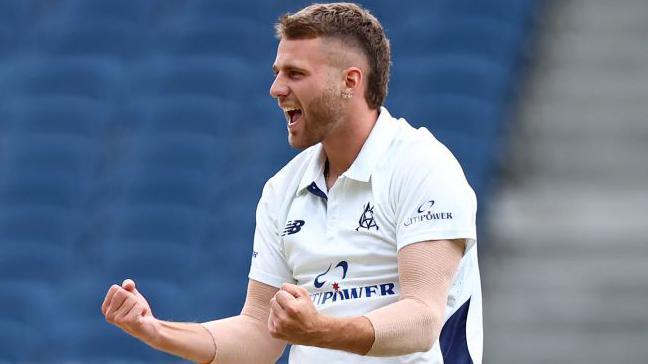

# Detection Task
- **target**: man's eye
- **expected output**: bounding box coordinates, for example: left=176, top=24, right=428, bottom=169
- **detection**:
left=289, top=71, right=302, bottom=78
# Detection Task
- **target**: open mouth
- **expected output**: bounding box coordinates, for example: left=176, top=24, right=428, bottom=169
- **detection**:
left=284, top=107, right=303, bottom=127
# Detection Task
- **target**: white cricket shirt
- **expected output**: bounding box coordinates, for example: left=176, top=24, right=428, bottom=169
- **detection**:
left=249, top=107, right=483, bottom=363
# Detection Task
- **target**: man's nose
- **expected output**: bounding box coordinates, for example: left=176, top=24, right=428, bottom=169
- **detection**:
left=269, top=77, right=289, bottom=98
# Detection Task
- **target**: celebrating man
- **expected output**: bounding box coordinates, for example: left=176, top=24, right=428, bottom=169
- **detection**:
left=102, top=3, right=483, bottom=363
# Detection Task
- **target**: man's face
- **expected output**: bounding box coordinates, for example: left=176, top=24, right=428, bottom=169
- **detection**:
left=270, top=37, right=345, bottom=149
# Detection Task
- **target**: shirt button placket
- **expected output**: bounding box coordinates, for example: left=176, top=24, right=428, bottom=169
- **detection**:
left=326, top=192, right=336, bottom=240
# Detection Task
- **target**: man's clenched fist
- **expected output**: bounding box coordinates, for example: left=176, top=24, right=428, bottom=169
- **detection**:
left=101, top=279, right=159, bottom=344
left=268, top=283, right=326, bottom=346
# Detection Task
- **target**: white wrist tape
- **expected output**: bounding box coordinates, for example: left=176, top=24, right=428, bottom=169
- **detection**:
left=201, top=280, right=285, bottom=364
left=364, top=240, right=463, bottom=356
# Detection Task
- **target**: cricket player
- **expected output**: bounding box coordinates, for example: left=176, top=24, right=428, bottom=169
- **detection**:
left=102, top=3, right=483, bottom=363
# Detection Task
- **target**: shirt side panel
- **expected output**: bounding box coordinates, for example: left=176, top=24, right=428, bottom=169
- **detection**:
left=248, top=149, right=314, bottom=288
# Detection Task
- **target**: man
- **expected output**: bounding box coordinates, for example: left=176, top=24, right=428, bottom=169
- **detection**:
left=102, top=3, right=482, bottom=363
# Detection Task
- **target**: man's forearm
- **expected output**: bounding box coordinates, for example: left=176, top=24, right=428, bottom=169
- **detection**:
left=145, top=316, right=284, bottom=364
left=202, top=314, right=286, bottom=364
left=303, top=299, right=440, bottom=357
left=147, top=320, right=216, bottom=363
left=312, top=315, right=375, bottom=355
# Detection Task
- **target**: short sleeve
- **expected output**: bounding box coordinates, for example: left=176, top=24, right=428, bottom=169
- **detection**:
left=393, top=141, right=477, bottom=252
left=248, top=180, right=294, bottom=288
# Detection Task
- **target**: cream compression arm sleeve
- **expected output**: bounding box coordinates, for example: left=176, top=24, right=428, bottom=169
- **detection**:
left=364, top=239, right=464, bottom=356
left=201, top=280, right=286, bottom=364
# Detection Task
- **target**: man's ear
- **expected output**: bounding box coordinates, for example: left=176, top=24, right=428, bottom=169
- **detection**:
left=344, top=67, right=363, bottom=92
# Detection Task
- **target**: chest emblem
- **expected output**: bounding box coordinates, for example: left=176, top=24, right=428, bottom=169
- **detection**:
left=282, top=220, right=305, bottom=236
left=314, top=260, right=349, bottom=289
left=356, top=202, right=379, bottom=231
left=310, top=260, right=398, bottom=306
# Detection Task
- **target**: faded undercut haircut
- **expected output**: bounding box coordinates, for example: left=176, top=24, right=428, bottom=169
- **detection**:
left=275, top=2, right=391, bottom=110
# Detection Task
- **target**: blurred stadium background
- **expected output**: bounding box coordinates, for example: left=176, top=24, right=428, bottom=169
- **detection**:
left=1, top=0, right=646, bottom=363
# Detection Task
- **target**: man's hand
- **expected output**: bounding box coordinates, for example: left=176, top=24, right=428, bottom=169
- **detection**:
left=268, top=283, right=325, bottom=346
left=102, top=279, right=160, bottom=345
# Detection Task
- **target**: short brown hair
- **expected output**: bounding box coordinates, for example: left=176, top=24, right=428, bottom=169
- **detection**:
left=275, top=2, right=391, bottom=109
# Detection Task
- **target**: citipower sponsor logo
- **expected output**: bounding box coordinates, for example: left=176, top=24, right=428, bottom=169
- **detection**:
left=310, top=261, right=397, bottom=306
left=403, top=200, right=453, bottom=227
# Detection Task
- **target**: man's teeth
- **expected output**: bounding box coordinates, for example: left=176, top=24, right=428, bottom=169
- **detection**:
left=282, top=107, right=301, bottom=113
left=283, top=107, right=302, bottom=125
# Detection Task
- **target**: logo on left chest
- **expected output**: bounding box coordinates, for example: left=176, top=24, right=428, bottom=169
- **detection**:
left=356, top=202, right=379, bottom=231
left=282, top=220, right=305, bottom=236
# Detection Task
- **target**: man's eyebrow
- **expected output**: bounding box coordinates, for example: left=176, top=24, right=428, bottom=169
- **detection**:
left=272, top=64, right=308, bottom=75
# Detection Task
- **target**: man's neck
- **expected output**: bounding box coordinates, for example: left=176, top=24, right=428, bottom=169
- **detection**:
left=322, top=106, right=379, bottom=189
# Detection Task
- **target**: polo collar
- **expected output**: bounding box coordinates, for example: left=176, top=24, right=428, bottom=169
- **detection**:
left=297, top=143, right=327, bottom=196
left=343, top=106, right=397, bottom=182
left=296, top=106, right=398, bottom=195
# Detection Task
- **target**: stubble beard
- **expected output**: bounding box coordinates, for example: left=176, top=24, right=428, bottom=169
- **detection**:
left=289, top=83, right=345, bottom=150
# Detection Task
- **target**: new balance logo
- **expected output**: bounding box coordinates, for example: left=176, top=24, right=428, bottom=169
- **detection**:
left=282, top=220, right=305, bottom=236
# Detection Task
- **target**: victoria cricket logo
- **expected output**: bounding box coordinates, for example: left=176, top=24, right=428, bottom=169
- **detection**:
left=282, top=220, right=305, bottom=236
left=356, top=202, right=378, bottom=231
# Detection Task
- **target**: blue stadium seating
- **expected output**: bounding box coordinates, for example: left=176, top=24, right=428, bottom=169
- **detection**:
left=0, top=282, right=53, bottom=361
left=31, top=19, right=145, bottom=59
left=136, top=96, right=243, bottom=137
left=0, top=0, right=26, bottom=25
left=0, top=320, right=45, bottom=362
left=390, top=56, right=511, bottom=107
left=433, top=130, right=499, bottom=205
left=0, top=172, right=82, bottom=208
left=4, top=59, right=123, bottom=100
left=5, top=97, right=109, bottom=137
left=191, top=275, right=248, bottom=321
left=0, top=1, right=539, bottom=362
left=389, top=94, right=502, bottom=139
left=393, top=16, right=525, bottom=64
left=0, top=282, right=53, bottom=325
left=0, top=241, right=73, bottom=284
left=128, top=58, right=249, bottom=99
left=89, top=241, right=200, bottom=296
left=122, top=170, right=212, bottom=208
left=49, top=318, right=172, bottom=362
left=154, top=18, right=275, bottom=59
left=3, top=136, right=97, bottom=177
left=440, top=0, right=538, bottom=25
left=0, top=206, right=78, bottom=245
left=63, top=0, right=152, bottom=24
left=92, top=205, right=209, bottom=247
left=0, top=23, right=17, bottom=57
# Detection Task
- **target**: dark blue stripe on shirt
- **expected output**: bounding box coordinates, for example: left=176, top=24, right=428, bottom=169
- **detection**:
left=440, top=297, right=473, bottom=364
left=306, top=182, right=327, bottom=200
